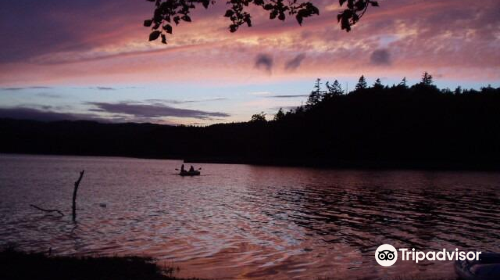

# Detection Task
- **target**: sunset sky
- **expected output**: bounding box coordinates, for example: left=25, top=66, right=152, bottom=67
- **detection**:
left=0, top=0, right=499, bottom=125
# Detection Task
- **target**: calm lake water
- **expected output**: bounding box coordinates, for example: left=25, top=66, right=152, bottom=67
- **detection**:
left=1, top=154, right=499, bottom=280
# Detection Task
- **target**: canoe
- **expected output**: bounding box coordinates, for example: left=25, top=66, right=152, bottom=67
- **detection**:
left=455, top=253, right=500, bottom=280
left=179, top=170, right=200, bottom=176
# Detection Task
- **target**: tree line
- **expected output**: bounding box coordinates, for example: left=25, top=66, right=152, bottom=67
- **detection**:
left=266, top=72, right=495, bottom=122
left=1, top=73, right=500, bottom=169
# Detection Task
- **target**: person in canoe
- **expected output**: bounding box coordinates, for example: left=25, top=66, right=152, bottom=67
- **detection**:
left=179, top=164, right=201, bottom=176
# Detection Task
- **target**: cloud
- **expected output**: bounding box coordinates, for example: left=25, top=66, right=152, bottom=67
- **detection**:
left=0, top=0, right=153, bottom=64
left=95, top=87, right=116, bottom=91
left=0, top=107, right=105, bottom=122
left=37, top=92, right=61, bottom=98
left=270, top=94, right=309, bottom=98
left=255, top=54, right=273, bottom=73
left=284, top=53, right=306, bottom=71
left=370, top=49, right=391, bottom=66
left=249, top=91, right=272, bottom=96
left=1, top=0, right=499, bottom=95
left=87, top=86, right=143, bottom=91
left=1, top=86, right=51, bottom=91
left=0, top=102, right=228, bottom=123
left=88, top=102, right=229, bottom=120
left=145, top=97, right=227, bottom=104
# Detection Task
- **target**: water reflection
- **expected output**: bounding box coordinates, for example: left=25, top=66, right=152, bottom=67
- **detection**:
left=0, top=155, right=499, bottom=280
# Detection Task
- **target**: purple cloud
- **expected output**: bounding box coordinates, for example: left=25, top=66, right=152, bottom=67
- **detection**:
left=88, top=102, right=229, bottom=120
left=370, top=49, right=391, bottom=66
left=0, top=107, right=105, bottom=122
left=255, top=54, right=273, bottom=73
left=285, top=53, right=306, bottom=71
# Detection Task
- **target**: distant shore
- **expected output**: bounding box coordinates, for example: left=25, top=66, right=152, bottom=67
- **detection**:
left=2, top=152, right=499, bottom=171
left=3, top=82, right=500, bottom=173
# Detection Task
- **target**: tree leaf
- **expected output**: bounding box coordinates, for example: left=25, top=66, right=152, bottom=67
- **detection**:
left=310, top=6, right=320, bottom=15
left=224, top=10, right=234, bottom=17
left=296, top=15, right=303, bottom=25
left=229, top=24, right=238, bottom=32
left=245, top=16, right=252, bottom=27
left=352, top=13, right=359, bottom=23
left=341, top=16, right=351, bottom=32
left=270, top=10, right=278, bottom=19
left=355, top=0, right=366, bottom=11
left=264, top=4, right=274, bottom=10
left=347, top=0, right=354, bottom=9
left=337, top=13, right=343, bottom=22
left=149, top=30, right=161, bottom=41
left=144, top=20, right=153, bottom=27
left=163, top=24, right=173, bottom=34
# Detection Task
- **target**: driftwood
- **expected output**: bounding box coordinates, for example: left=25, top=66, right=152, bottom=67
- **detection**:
left=72, top=170, right=85, bottom=222
left=30, top=170, right=85, bottom=222
left=30, top=204, right=64, bottom=216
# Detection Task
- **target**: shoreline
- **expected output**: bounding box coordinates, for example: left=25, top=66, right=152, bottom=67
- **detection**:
left=0, top=247, right=456, bottom=280
left=0, top=247, right=199, bottom=280
left=1, top=152, right=499, bottom=172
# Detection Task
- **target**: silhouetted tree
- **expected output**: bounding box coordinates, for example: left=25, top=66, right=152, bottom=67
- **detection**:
left=355, top=75, right=367, bottom=90
left=441, top=87, right=453, bottom=95
left=144, top=0, right=380, bottom=43
left=398, top=77, right=408, bottom=89
left=274, top=108, right=285, bottom=121
left=421, top=72, right=433, bottom=86
left=412, top=71, right=439, bottom=94
left=481, top=84, right=496, bottom=94
left=307, top=78, right=323, bottom=107
left=325, top=80, right=343, bottom=98
left=294, top=106, right=305, bottom=115
left=454, top=86, right=462, bottom=95
left=250, top=112, right=267, bottom=122
left=373, top=78, right=383, bottom=90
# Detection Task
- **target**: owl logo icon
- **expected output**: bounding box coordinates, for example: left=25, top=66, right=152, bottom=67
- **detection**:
left=375, top=244, right=398, bottom=266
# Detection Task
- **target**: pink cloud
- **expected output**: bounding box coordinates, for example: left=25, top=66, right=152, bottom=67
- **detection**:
left=0, top=0, right=499, bottom=87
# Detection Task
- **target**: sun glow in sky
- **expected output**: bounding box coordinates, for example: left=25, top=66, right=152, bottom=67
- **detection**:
left=0, top=0, right=499, bottom=125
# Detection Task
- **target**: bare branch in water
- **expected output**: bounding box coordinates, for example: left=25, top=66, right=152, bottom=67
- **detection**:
left=72, top=170, right=85, bottom=222
left=29, top=204, right=64, bottom=216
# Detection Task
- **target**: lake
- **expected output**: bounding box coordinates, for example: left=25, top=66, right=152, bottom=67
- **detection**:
left=0, top=154, right=499, bottom=280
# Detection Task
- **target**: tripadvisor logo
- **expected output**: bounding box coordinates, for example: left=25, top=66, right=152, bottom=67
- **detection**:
left=375, top=244, right=482, bottom=267
left=375, top=244, right=398, bottom=267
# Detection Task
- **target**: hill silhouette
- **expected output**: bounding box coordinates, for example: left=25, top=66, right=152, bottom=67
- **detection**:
left=1, top=74, right=500, bottom=170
